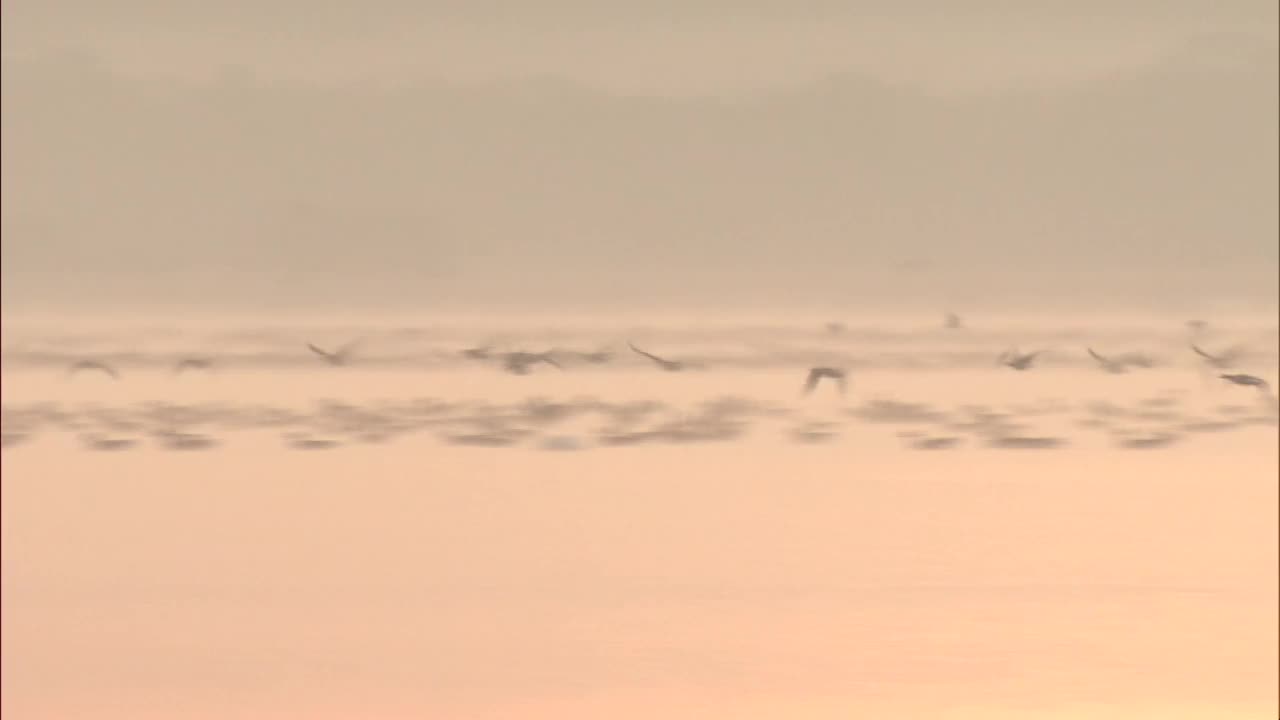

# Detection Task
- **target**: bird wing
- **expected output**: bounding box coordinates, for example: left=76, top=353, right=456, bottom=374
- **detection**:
left=69, top=361, right=118, bottom=378
left=1190, top=344, right=1219, bottom=361
left=802, top=369, right=821, bottom=395
left=1087, top=348, right=1107, bottom=364
left=306, top=343, right=332, bottom=359
left=629, top=343, right=665, bottom=364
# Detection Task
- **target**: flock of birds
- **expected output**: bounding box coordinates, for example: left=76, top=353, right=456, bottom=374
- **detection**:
left=56, top=335, right=1272, bottom=397
left=4, top=315, right=1275, bottom=455
left=994, top=344, right=1269, bottom=393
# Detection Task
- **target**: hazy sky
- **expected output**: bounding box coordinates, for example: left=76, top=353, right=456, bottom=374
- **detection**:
left=2, top=1, right=1277, bottom=310
left=4, top=1, right=1276, bottom=94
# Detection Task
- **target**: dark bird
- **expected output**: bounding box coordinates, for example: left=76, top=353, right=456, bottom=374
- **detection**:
left=173, top=357, right=214, bottom=374
left=998, top=349, right=1041, bottom=371
left=307, top=340, right=360, bottom=366
left=501, top=351, right=561, bottom=375
left=944, top=312, right=964, bottom=330
left=629, top=343, right=687, bottom=372
left=1087, top=348, right=1128, bottom=374
left=802, top=367, right=848, bottom=396
left=1219, top=374, right=1270, bottom=392
left=67, top=359, right=119, bottom=380
left=1191, top=344, right=1243, bottom=369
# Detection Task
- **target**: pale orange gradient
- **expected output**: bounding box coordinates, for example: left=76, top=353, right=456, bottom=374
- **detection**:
left=3, top=359, right=1276, bottom=719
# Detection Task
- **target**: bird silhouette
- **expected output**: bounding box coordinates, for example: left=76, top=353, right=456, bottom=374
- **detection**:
left=501, top=351, right=561, bottom=375
left=173, top=357, right=214, bottom=374
left=67, top=359, right=119, bottom=380
left=802, top=367, right=848, bottom=396
left=307, top=340, right=360, bottom=366
left=1087, top=348, right=1128, bottom=374
left=629, top=343, right=687, bottom=372
left=998, top=349, right=1042, bottom=371
left=1219, top=374, right=1270, bottom=392
left=1191, top=344, right=1243, bottom=369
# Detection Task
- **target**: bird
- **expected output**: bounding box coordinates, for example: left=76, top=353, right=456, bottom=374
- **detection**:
left=1219, top=374, right=1270, bottom=392
left=998, top=349, right=1041, bottom=371
left=307, top=340, right=360, bottom=366
left=173, top=357, right=214, bottom=374
left=461, top=345, right=493, bottom=360
left=501, top=351, right=561, bottom=375
left=1087, top=348, right=1128, bottom=374
left=944, top=312, right=964, bottom=330
left=575, top=348, right=614, bottom=364
left=67, top=359, right=119, bottom=380
left=629, top=343, right=687, bottom=371
left=1191, top=344, right=1243, bottom=369
left=802, top=367, right=848, bottom=396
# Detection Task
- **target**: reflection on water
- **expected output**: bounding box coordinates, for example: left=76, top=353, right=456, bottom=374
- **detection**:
left=2, top=318, right=1277, bottom=720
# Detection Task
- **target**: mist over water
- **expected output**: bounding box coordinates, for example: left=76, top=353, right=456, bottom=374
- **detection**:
left=3, top=0, right=1279, bottom=717
left=3, top=312, right=1278, bottom=719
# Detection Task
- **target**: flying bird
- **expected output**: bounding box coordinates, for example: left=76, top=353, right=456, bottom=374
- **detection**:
left=67, top=359, right=119, bottom=380
left=629, top=343, right=687, bottom=372
left=1087, top=348, right=1128, bottom=374
left=998, top=349, right=1042, bottom=371
left=1219, top=374, right=1270, bottom=392
left=307, top=340, right=360, bottom=366
left=173, top=357, right=214, bottom=374
left=576, top=348, right=614, bottom=364
left=1191, top=344, right=1243, bottom=369
left=944, top=313, right=964, bottom=330
left=802, top=367, right=848, bottom=396
left=501, top=351, right=561, bottom=375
